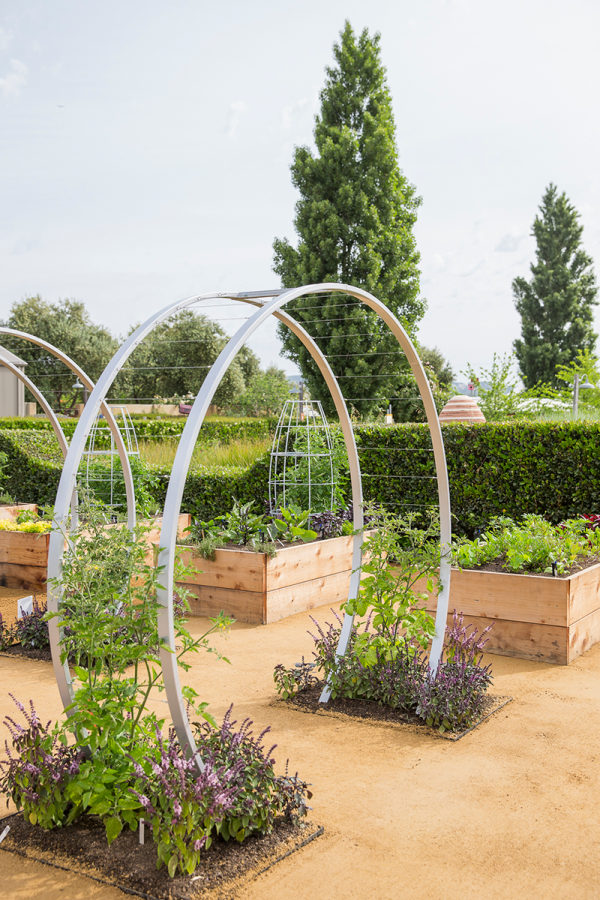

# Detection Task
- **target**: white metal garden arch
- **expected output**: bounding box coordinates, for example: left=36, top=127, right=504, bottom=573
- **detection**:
left=47, top=285, right=451, bottom=769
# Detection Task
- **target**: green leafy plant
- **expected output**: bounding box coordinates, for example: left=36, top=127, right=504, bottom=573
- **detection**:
left=343, top=506, right=439, bottom=665
left=269, top=506, right=317, bottom=544
left=273, top=658, right=319, bottom=699
left=451, top=514, right=600, bottom=574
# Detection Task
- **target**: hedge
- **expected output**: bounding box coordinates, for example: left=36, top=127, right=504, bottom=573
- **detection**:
left=354, top=421, right=600, bottom=534
left=0, top=430, right=63, bottom=506
left=5, top=422, right=600, bottom=533
left=0, top=427, right=270, bottom=518
left=0, top=416, right=276, bottom=444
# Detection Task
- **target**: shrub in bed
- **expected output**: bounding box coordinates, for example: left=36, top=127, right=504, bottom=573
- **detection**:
left=274, top=509, right=494, bottom=733
left=0, top=501, right=309, bottom=877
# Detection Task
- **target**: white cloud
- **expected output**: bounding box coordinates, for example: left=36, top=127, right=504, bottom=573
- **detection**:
left=11, top=236, right=40, bottom=256
left=0, top=59, right=27, bottom=98
left=0, top=28, right=12, bottom=53
left=282, top=97, right=309, bottom=129
left=224, top=100, right=246, bottom=138
left=495, top=229, right=526, bottom=252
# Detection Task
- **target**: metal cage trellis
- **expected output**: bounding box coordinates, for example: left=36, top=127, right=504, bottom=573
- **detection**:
left=82, top=406, right=140, bottom=512
left=269, top=398, right=336, bottom=514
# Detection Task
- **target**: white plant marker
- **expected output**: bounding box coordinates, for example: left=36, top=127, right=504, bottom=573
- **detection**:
left=0, top=824, right=10, bottom=845
left=139, top=818, right=144, bottom=845
left=17, top=595, right=33, bottom=618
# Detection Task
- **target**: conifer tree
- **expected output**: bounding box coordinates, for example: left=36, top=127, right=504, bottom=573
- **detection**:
left=513, top=184, right=598, bottom=388
left=272, top=21, right=425, bottom=418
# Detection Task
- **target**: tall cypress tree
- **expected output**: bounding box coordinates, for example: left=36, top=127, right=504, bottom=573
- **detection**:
left=513, top=184, right=598, bottom=388
left=272, top=21, right=425, bottom=418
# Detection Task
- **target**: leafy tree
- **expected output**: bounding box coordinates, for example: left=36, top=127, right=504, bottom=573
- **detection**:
left=118, top=310, right=260, bottom=409
left=418, top=346, right=454, bottom=388
left=462, top=353, right=521, bottom=421
left=2, top=296, right=117, bottom=412
left=272, top=21, right=425, bottom=419
left=513, top=184, right=598, bottom=388
left=555, top=348, right=600, bottom=409
left=229, top=365, right=292, bottom=417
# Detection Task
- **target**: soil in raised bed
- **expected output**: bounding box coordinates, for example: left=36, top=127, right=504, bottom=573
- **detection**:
left=456, top=555, right=600, bottom=578
left=0, top=811, right=323, bottom=900
left=277, top=681, right=511, bottom=742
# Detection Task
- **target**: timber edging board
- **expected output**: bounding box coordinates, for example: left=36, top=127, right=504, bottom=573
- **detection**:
left=177, top=534, right=358, bottom=625
left=423, top=564, right=600, bottom=665
left=0, top=514, right=191, bottom=593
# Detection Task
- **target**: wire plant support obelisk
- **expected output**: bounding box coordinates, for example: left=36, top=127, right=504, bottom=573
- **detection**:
left=269, top=397, right=336, bottom=515
left=83, top=406, right=140, bottom=513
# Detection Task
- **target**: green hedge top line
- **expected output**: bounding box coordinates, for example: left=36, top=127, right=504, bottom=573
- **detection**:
left=0, top=416, right=277, bottom=446
left=3, top=421, right=600, bottom=533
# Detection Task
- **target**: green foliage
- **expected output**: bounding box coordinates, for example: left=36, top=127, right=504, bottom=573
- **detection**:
left=185, top=501, right=316, bottom=559
left=462, top=353, right=521, bottom=421
left=2, top=296, right=118, bottom=412
left=228, top=366, right=292, bottom=417
left=118, top=310, right=260, bottom=408
left=268, top=506, right=317, bottom=544
left=0, top=415, right=277, bottom=447
left=513, top=184, right=598, bottom=388
left=451, top=514, right=600, bottom=574
left=343, top=507, right=438, bottom=664
left=273, top=659, right=319, bottom=700
left=272, top=426, right=348, bottom=512
left=272, top=21, right=424, bottom=419
left=353, top=421, right=600, bottom=536
left=554, top=349, right=600, bottom=409
left=419, top=346, right=454, bottom=388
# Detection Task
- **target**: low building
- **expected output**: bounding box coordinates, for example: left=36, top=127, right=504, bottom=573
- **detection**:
left=0, top=345, right=28, bottom=417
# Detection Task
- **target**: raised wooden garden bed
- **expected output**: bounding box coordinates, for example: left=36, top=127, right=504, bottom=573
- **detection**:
left=177, top=534, right=359, bottom=625
left=0, top=530, right=49, bottom=591
left=0, top=514, right=191, bottom=593
left=424, top=565, right=600, bottom=665
left=0, top=503, right=37, bottom=521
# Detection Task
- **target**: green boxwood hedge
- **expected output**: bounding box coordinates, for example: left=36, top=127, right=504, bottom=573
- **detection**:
left=0, top=430, right=63, bottom=506
left=354, top=421, right=600, bottom=533
left=4, top=422, right=600, bottom=533
left=0, top=416, right=276, bottom=447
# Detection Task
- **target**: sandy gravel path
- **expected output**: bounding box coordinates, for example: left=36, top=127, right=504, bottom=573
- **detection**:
left=1, top=600, right=599, bottom=899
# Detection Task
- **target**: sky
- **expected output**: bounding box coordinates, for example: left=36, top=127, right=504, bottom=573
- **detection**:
left=1, top=0, right=599, bottom=385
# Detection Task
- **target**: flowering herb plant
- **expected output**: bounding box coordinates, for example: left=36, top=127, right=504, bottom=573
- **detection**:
left=1, top=499, right=309, bottom=876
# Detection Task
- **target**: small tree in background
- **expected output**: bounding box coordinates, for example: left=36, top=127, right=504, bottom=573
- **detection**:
left=272, top=21, right=425, bottom=420
left=2, top=296, right=117, bottom=412
left=229, top=365, right=292, bottom=417
left=118, top=310, right=260, bottom=408
left=513, top=184, right=598, bottom=388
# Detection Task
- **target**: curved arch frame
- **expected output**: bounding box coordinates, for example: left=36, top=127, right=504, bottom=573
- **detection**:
left=47, top=284, right=451, bottom=753
left=0, top=328, right=138, bottom=712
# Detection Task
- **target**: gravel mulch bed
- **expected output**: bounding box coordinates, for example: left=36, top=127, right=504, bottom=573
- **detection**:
left=0, top=811, right=323, bottom=899
left=275, top=682, right=511, bottom=742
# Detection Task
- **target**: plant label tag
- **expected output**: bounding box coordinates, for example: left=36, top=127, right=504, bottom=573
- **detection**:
left=139, top=818, right=144, bottom=845
left=0, top=824, right=10, bottom=845
left=17, top=595, right=33, bottom=618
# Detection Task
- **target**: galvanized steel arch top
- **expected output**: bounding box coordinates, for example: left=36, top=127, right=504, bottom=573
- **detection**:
left=47, top=285, right=451, bottom=767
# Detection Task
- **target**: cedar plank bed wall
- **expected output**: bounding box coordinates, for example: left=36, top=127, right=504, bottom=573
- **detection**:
left=0, top=531, right=49, bottom=590
left=424, top=564, right=600, bottom=665
left=0, top=514, right=191, bottom=593
left=178, top=534, right=357, bottom=625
